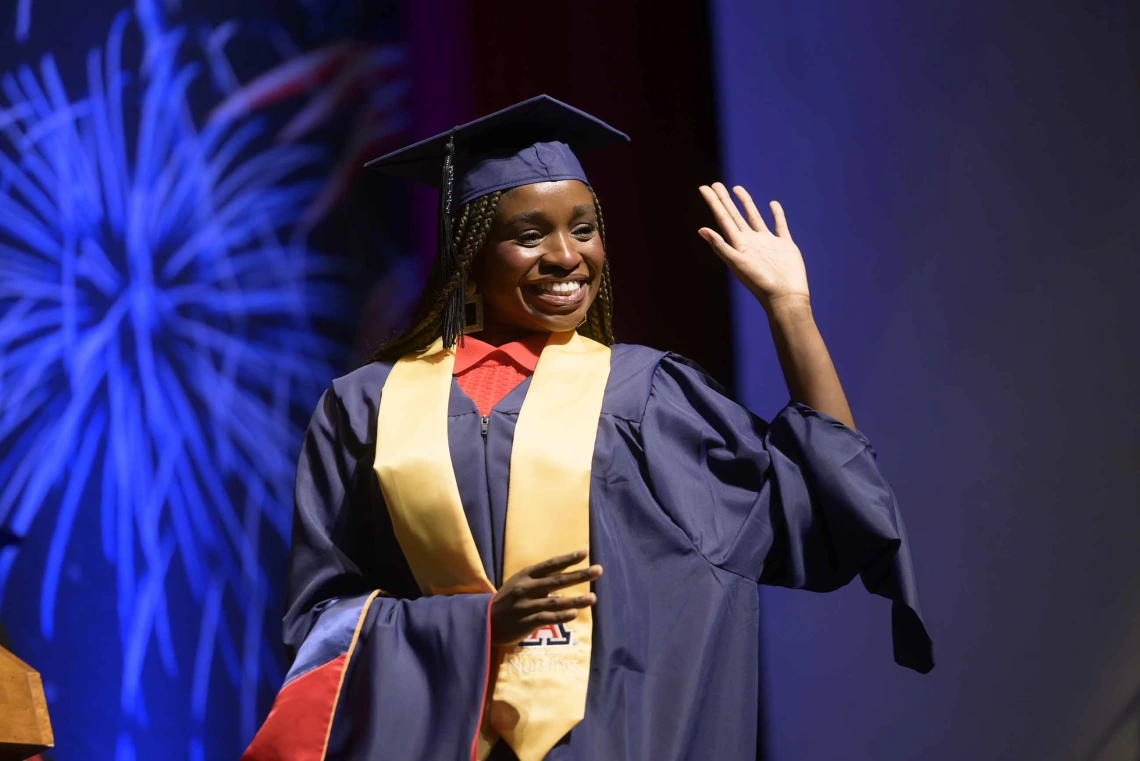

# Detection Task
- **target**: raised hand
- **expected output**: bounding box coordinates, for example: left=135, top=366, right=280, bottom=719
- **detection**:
left=490, top=550, right=602, bottom=646
left=698, top=183, right=809, bottom=313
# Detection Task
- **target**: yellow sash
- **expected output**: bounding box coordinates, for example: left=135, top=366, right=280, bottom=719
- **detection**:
left=373, top=330, right=611, bottom=761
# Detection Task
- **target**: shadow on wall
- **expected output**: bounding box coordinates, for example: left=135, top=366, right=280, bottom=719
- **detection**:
left=711, top=1, right=1140, bottom=760
left=1083, top=682, right=1140, bottom=761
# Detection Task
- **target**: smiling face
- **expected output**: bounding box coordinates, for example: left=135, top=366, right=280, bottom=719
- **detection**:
left=469, top=180, right=604, bottom=340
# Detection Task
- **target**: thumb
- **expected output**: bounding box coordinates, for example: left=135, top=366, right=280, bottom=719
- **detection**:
left=698, top=228, right=739, bottom=264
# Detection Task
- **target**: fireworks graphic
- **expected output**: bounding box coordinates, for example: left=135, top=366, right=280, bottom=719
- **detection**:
left=0, top=8, right=352, bottom=758
left=14, top=0, right=31, bottom=42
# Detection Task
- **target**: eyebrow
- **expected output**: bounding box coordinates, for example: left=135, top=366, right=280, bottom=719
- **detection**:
left=505, top=210, right=545, bottom=226
left=504, top=204, right=596, bottom=227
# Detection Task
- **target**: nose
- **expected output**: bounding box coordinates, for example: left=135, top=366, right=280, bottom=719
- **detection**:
left=540, top=230, right=580, bottom=272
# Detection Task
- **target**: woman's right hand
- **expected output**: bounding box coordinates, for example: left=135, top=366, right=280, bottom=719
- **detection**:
left=490, top=549, right=602, bottom=646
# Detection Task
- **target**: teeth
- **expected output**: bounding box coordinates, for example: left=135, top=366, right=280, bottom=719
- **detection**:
left=538, top=281, right=582, bottom=295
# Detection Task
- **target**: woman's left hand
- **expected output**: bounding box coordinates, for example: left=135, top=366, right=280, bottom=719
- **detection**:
left=698, top=183, right=809, bottom=314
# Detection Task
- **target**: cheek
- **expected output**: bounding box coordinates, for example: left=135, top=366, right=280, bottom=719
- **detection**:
left=477, top=245, right=530, bottom=293
left=584, top=241, right=606, bottom=277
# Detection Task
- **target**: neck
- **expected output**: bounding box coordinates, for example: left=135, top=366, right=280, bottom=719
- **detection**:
left=473, top=321, right=548, bottom=347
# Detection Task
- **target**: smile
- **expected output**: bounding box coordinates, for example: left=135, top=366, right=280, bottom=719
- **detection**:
left=523, top=279, right=589, bottom=310
left=537, top=280, right=583, bottom=296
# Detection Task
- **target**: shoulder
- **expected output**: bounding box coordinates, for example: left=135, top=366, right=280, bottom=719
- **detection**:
left=312, top=361, right=395, bottom=444
left=606, top=343, right=666, bottom=386
left=329, top=359, right=394, bottom=405
left=603, top=344, right=728, bottom=422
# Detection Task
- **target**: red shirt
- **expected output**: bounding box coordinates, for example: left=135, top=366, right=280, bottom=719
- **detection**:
left=453, top=333, right=546, bottom=417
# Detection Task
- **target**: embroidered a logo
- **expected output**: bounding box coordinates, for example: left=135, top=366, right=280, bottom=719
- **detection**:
left=519, top=623, right=574, bottom=647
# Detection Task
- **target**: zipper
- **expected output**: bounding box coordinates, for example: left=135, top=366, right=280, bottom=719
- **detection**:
left=480, top=412, right=496, bottom=585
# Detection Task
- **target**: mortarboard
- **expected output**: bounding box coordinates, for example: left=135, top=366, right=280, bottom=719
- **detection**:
left=364, top=94, right=629, bottom=204
left=364, top=95, right=629, bottom=346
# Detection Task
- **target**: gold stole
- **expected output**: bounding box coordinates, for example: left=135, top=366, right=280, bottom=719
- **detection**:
left=373, top=330, right=610, bottom=761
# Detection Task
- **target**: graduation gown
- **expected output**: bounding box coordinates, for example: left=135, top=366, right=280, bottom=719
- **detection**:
left=242, top=344, right=932, bottom=761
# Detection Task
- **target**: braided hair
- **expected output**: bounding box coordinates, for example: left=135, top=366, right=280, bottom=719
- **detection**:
left=370, top=186, right=615, bottom=363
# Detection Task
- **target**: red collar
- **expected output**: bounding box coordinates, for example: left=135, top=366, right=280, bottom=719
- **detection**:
left=453, top=333, right=547, bottom=375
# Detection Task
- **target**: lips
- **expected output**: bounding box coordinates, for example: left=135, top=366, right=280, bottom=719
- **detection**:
left=523, top=279, right=588, bottom=310
left=534, top=280, right=584, bottom=297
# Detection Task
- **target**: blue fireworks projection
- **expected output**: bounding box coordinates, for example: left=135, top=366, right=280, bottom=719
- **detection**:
left=0, top=8, right=349, bottom=759
left=14, top=0, right=33, bottom=42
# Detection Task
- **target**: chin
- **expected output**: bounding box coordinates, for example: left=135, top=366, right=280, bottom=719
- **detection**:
left=532, top=311, right=587, bottom=333
left=514, top=298, right=591, bottom=333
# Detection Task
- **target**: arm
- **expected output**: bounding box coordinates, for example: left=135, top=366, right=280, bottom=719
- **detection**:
left=283, top=385, right=404, bottom=655
left=640, top=355, right=932, bottom=673
left=767, top=295, right=854, bottom=430
left=248, top=384, right=495, bottom=761
left=698, top=183, right=855, bottom=430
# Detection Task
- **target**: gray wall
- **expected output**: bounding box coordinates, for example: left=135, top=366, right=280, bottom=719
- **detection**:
left=709, top=2, right=1140, bottom=759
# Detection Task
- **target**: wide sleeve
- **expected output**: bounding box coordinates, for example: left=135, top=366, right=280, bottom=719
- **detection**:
left=639, top=354, right=933, bottom=674
left=243, top=384, right=494, bottom=761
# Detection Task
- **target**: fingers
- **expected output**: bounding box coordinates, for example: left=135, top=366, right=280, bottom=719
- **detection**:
left=520, top=593, right=596, bottom=627
left=527, top=549, right=589, bottom=578
left=698, top=228, right=739, bottom=264
left=493, top=553, right=603, bottom=645
left=699, top=183, right=788, bottom=240
left=733, top=186, right=770, bottom=233
left=517, top=592, right=597, bottom=614
left=699, top=184, right=743, bottom=235
left=525, top=565, right=602, bottom=596
left=711, top=182, right=750, bottom=231
left=770, top=200, right=792, bottom=239
left=523, top=608, right=582, bottom=627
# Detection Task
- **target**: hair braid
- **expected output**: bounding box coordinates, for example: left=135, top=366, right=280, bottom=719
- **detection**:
left=452, top=204, right=472, bottom=250
left=578, top=187, right=615, bottom=345
left=370, top=191, right=503, bottom=362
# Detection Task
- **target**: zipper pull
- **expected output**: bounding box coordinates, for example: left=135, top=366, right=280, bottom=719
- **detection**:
left=481, top=415, right=489, bottom=436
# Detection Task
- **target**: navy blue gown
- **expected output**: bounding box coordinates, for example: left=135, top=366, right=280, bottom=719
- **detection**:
left=275, top=344, right=931, bottom=761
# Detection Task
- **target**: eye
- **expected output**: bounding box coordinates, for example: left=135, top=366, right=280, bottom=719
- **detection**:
left=515, top=230, right=543, bottom=245
left=573, top=224, right=595, bottom=238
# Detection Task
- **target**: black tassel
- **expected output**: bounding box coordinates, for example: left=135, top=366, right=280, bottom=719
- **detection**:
left=438, top=128, right=464, bottom=349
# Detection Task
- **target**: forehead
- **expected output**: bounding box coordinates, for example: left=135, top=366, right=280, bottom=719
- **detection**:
left=494, top=180, right=595, bottom=218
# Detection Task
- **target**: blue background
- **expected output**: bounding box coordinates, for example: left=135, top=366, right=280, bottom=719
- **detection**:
left=710, top=1, right=1140, bottom=759
left=0, top=1, right=409, bottom=759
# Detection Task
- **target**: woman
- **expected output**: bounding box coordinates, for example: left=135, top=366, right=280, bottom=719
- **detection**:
left=242, top=96, right=932, bottom=761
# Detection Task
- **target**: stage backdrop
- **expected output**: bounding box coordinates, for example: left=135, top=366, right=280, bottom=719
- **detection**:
left=0, top=1, right=412, bottom=759
left=710, top=1, right=1140, bottom=760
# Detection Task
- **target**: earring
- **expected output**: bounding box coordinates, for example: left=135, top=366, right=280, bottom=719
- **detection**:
left=463, top=280, right=484, bottom=334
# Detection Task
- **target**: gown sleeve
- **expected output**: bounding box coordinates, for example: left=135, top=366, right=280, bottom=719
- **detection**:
left=639, top=354, right=933, bottom=674
left=242, top=383, right=494, bottom=761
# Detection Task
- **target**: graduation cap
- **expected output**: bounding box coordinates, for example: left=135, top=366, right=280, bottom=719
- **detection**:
left=365, top=94, right=629, bottom=203
left=365, top=95, right=629, bottom=346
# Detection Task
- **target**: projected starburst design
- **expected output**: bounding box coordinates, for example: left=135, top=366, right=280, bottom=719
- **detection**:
left=14, top=0, right=32, bottom=42
left=0, top=10, right=347, bottom=756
